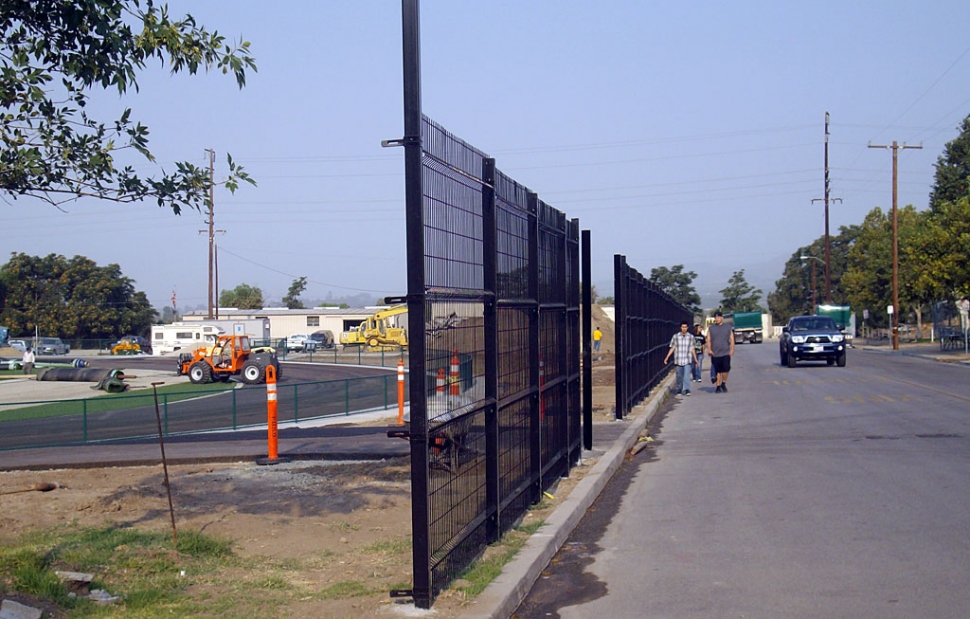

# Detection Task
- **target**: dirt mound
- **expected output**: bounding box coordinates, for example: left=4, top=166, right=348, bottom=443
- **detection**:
left=590, top=304, right=614, bottom=354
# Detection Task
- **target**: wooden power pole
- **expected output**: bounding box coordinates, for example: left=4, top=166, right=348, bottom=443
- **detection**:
left=868, top=140, right=921, bottom=350
left=200, top=149, right=225, bottom=319
left=812, top=112, right=841, bottom=304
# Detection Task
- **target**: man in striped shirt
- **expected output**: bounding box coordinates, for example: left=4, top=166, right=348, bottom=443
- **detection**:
left=664, top=320, right=698, bottom=396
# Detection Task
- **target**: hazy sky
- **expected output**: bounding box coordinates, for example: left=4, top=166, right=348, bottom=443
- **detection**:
left=6, top=1, right=970, bottom=311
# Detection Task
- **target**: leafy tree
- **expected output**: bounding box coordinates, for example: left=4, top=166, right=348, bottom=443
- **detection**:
left=597, top=296, right=615, bottom=305
left=0, top=253, right=155, bottom=338
left=219, top=283, right=263, bottom=310
left=767, top=225, right=859, bottom=324
left=907, top=196, right=970, bottom=302
left=282, top=276, right=307, bottom=309
left=929, top=114, right=970, bottom=211
left=768, top=251, right=816, bottom=322
left=921, top=115, right=970, bottom=302
left=840, top=206, right=924, bottom=328
left=0, top=0, right=256, bottom=213
left=718, top=269, right=763, bottom=313
left=649, top=265, right=701, bottom=314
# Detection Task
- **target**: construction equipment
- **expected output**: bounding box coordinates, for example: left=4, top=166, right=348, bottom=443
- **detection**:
left=339, top=304, right=408, bottom=350
left=176, top=334, right=281, bottom=385
left=111, top=335, right=150, bottom=355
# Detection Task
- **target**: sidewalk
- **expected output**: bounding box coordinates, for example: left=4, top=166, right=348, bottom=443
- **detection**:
left=855, top=339, right=970, bottom=364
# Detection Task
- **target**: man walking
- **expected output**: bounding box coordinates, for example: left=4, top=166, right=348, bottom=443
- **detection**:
left=692, top=323, right=706, bottom=382
left=707, top=311, right=735, bottom=393
left=664, top=321, right=698, bottom=396
left=22, top=346, right=35, bottom=375
left=592, top=326, right=603, bottom=354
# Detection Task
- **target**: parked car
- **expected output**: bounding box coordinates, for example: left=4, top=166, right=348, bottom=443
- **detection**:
left=285, top=334, right=310, bottom=352
left=37, top=337, right=70, bottom=355
left=7, top=339, right=27, bottom=353
left=779, top=315, right=846, bottom=368
left=308, top=330, right=335, bottom=350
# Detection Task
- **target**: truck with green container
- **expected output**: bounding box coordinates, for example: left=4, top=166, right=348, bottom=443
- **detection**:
left=814, top=304, right=852, bottom=332
left=729, top=311, right=764, bottom=344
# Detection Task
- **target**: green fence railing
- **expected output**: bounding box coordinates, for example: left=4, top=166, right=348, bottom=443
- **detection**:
left=0, top=373, right=411, bottom=451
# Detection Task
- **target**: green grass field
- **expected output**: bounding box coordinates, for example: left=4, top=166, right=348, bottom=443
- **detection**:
left=0, top=381, right=237, bottom=422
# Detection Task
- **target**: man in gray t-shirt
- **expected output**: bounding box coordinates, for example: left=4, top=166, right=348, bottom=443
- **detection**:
left=707, top=311, right=735, bottom=393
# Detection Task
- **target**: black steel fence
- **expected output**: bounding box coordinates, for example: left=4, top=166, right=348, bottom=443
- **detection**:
left=614, top=255, right=692, bottom=418
left=396, top=111, right=581, bottom=607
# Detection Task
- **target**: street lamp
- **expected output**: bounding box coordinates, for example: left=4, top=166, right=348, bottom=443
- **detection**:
left=799, top=255, right=824, bottom=312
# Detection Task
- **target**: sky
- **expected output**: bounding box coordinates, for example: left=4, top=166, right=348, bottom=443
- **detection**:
left=6, top=1, right=970, bottom=312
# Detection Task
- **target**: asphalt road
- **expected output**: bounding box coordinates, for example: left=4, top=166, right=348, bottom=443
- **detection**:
left=516, top=342, right=970, bottom=618
left=1, top=356, right=400, bottom=450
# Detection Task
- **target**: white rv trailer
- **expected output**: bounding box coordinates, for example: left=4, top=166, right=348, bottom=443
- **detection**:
left=150, top=323, right=224, bottom=356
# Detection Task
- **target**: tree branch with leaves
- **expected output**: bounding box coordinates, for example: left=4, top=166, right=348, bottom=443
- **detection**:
left=0, top=0, right=256, bottom=213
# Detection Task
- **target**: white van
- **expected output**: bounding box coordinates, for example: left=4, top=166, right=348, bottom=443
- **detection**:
left=150, top=323, right=224, bottom=356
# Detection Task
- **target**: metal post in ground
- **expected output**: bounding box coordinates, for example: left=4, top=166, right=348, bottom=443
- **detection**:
left=151, top=382, right=178, bottom=548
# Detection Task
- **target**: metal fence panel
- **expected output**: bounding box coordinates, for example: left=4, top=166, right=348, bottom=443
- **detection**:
left=614, top=255, right=692, bottom=418
left=401, top=115, right=581, bottom=607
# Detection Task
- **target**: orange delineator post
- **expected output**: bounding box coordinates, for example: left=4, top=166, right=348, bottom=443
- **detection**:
left=450, top=350, right=460, bottom=396
left=436, top=367, right=446, bottom=395
left=266, top=364, right=279, bottom=460
left=397, top=359, right=405, bottom=426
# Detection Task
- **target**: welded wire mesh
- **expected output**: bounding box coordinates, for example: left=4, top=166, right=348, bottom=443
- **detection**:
left=408, top=116, right=581, bottom=603
left=614, top=255, right=692, bottom=418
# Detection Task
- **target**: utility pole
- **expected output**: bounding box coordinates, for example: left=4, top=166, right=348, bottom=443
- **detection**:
left=868, top=140, right=921, bottom=351
left=812, top=112, right=841, bottom=304
left=200, top=149, right=225, bottom=319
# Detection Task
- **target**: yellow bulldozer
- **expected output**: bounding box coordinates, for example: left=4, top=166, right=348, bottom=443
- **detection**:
left=340, top=304, right=408, bottom=350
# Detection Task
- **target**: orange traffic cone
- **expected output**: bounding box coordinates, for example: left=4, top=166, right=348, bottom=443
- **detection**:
left=450, top=350, right=460, bottom=396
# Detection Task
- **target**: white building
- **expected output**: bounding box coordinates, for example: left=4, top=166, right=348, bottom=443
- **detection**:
left=181, top=307, right=383, bottom=343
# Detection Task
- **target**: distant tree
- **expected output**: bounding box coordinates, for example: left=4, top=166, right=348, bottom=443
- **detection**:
left=929, top=115, right=970, bottom=211
left=219, top=284, right=263, bottom=310
left=0, top=0, right=256, bottom=213
left=907, top=197, right=970, bottom=302
left=767, top=225, right=859, bottom=324
left=597, top=296, right=615, bottom=305
left=718, top=269, right=763, bottom=313
left=839, top=206, right=923, bottom=327
left=0, top=253, right=154, bottom=338
left=282, top=277, right=307, bottom=309
left=649, top=265, right=701, bottom=314
left=161, top=305, right=177, bottom=323
left=768, top=251, right=816, bottom=322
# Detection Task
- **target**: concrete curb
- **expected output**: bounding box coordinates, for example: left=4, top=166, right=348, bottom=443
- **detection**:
left=460, top=376, right=673, bottom=619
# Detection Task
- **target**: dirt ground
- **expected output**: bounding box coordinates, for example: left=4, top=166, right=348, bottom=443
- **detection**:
left=0, top=308, right=619, bottom=617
